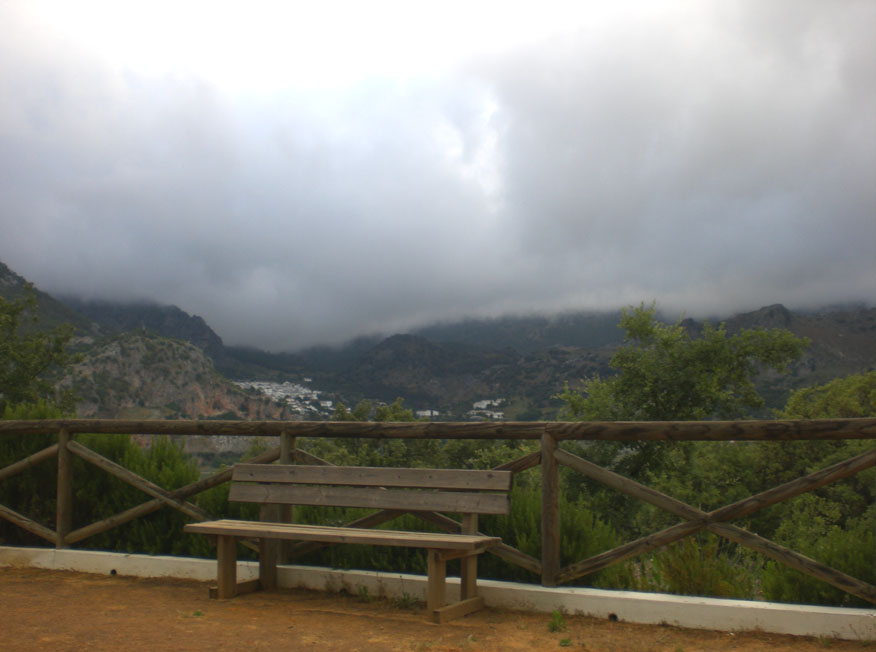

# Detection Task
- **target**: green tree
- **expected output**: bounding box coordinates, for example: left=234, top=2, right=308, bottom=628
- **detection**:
left=558, top=303, right=808, bottom=482
left=374, top=397, right=417, bottom=422
left=317, top=397, right=433, bottom=467
left=332, top=399, right=374, bottom=421
left=778, top=370, right=876, bottom=419
left=0, top=286, right=76, bottom=412
left=560, top=303, right=809, bottom=423
left=754, top=371, right=876, bottom=606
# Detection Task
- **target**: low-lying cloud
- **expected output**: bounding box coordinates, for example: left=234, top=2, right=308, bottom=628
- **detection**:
left=1, top=1, right=874, bottom=350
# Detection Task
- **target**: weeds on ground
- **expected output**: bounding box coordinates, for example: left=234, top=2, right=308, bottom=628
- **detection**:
left=178, top=610, right=205, bottom=619
left=357, top=586, right=371, bottom=603
left=392, top=592, right=420, bottom=610
left=548, top=610, right=567, bottom=633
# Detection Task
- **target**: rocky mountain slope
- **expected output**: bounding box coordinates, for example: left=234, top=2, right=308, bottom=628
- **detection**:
left=56, top=299, right=876, bottom=419
left=2, top=261, right=298, bottom=420
left=58, top=330, right=299, bottom=420
left=4, top=258, right=875, bottom=420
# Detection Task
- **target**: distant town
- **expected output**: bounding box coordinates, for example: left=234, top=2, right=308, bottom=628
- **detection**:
left=233, top=380, right=334, bottom=418
left=234, top=380, right=506, bottom=421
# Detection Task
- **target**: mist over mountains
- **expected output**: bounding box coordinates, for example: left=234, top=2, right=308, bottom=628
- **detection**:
left=2, top=259, right=875, bottom=420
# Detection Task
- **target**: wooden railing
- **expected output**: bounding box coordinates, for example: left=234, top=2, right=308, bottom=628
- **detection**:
left=1, top=418, right=874, bottom=603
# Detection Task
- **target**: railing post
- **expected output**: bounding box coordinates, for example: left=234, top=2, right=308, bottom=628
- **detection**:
left=56, top=428, right=72, bottom=549
left=279, top=430, right=296, bottom=564
left=541, top=431, right=559, bottom=587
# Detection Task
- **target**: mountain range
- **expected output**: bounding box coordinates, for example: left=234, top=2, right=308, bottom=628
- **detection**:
left=2, top=260, right=874, bottom=420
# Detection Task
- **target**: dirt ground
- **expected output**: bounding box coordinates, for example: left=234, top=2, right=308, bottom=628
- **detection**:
left=1, top=567, right=872, bottom=652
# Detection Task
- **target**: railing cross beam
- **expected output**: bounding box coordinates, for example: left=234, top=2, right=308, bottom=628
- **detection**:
left=554, top=446, right=876, bottom=604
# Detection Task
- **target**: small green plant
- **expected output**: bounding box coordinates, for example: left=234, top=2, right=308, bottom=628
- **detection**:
left=548, top=610, right=567, bottom=633
left=392, top=592, right=419, bottom=610
left=178, top=610, right=205, bottom=618
left=559, top=638, right=572, bottom=647
left=357, top=585, right=371, bottom=603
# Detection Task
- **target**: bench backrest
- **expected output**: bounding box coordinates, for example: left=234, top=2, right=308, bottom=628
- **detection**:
left=229, top=464, right=512, bottom=515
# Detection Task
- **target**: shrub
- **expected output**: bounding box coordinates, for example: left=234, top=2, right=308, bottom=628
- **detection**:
left=762, top=519, right=875, bottom=607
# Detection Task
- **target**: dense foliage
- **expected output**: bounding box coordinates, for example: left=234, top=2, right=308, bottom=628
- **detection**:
left=558, top=302, right=808, bottom=422
left=0, top=287, right=76, bottom=412
left=555, top=305, right=872, bottom=606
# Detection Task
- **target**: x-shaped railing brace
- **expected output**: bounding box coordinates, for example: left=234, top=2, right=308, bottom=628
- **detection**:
left=554, top=446, right=876, bottom=604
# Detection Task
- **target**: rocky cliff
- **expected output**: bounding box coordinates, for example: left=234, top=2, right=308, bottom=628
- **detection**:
left=61, top=330, right=299, bottom=420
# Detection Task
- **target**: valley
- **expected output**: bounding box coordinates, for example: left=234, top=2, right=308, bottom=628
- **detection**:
left=2, top=260, right=875, bottom=423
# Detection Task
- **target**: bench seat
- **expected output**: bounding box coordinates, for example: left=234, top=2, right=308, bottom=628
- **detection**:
left=185, top=519, right=501, bottom=550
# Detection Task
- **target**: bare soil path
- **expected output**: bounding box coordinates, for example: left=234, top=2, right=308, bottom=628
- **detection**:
left=1, top=567, right=872, bottom=651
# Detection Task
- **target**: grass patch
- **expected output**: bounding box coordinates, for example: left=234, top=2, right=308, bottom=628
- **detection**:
left=548, top=610, right=567, bottom=633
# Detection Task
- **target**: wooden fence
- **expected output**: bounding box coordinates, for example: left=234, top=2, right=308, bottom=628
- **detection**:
left=1, top=418, right=874, bottom=604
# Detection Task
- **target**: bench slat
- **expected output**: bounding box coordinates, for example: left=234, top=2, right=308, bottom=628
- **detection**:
left=229, top=483, right=510, bottom=515
left=184, top=519, right=500, bottom=550
left=233, top=464, right=512, bottom=491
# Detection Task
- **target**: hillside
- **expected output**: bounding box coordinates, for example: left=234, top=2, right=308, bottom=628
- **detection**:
left=58, top=297, right=876, bottom=419
left=0, top=261, right=99, bottom=336
left=1, top=261, right=298, bottom=421
left=414, top=311, right=625, bottom=353
left=4, top=258, right=875, bottom=421
left=56, top=296, right=312, bottom=381
left=58, top=330, right=299, bottom=421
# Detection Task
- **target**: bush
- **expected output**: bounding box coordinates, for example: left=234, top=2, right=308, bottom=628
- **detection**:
left=0, top=407, right=215, bottom=557
left=621, top=535, right=759, bottom=599
left=0, top=401, right=66, bottom=546
left=762, top=518, right=876, bottom=607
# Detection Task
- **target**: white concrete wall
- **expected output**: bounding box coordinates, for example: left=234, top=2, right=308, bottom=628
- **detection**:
left=2, top=546, right=874, bottom=641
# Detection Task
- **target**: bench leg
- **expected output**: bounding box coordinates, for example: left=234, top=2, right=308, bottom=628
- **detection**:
left=460, top=513, right=479, bottom=600
left=426, top=550, right=446, bottom=614
left=433, top=596, right=485, bottom=624
left=217, top=535, right=237, bottom=599
left=460, top=553, right=478, bottom=600
left=259, top=537, right=279, bottom=591
left=257, top=503, right=280, bottom=591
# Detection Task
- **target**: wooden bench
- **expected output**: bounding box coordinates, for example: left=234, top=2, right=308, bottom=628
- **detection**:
left=185, top=463, right=512, bottom=622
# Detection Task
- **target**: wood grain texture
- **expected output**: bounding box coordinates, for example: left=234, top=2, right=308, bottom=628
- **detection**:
left=0, top=444, right=58, bottom=482
left=216, top=535, right=237, bottom=599
left=0, top=503, right=57, bottom=542
left=55, top=428, right=72, bottom=549
left=433, top=597, right=485, bottom=624
left=540, top=433, right=559, bottom=587
left=228, top=483, right=511, bottom=515
left=233, top=463, right=512, bottom=491
left=184, top=520, right=501, bottom=550
left=2, top=418, right=874, bottom=441
left=460, top=513, right=478, bottom=599
left=427, top=550, right=447, bottom=614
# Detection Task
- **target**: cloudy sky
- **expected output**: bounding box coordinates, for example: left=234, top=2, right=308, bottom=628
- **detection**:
left=1, top=1, right=874, bottom=351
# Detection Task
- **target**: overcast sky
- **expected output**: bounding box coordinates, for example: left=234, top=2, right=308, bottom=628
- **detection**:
left=1, top=1, right=874, bottom=351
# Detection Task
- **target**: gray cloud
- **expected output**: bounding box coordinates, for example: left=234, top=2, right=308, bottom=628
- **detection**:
left=1, top=1, right=874, bottom=350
